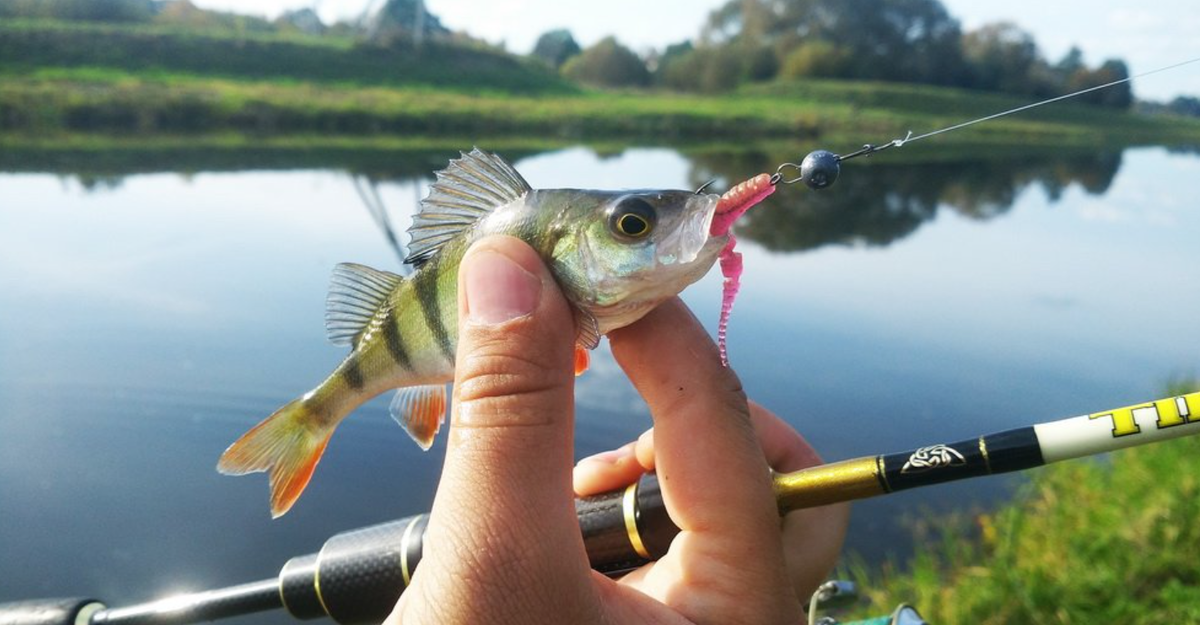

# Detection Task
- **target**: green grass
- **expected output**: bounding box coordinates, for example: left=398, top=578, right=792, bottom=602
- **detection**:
left=847, top=380, right=1200, bottom=624
left=0, top=19, right=571, bottom=94
left=3, top=19, right=1200, bottom=148
left=5, top=69, right=1200, bottom=146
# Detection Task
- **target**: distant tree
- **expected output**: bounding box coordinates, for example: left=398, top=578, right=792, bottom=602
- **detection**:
left=1054, top=46, right=1086, bottom=81
left=702, top=0, right=964, bottom=86
left=779, top=40, right=853, bottom=79
left=0, top=0, right=154, bottom=22
left=531, top=29, right=581, bottom=68
left=154, top=0, right=273, bottom=32
left=1168, top=96, right=1200, bottom=117
left=561, top=37, right=650, bottom=88
left=655, top=44, right=748, bottom=93
left=698, top=46, right=744, bottom=92
left=655, top=41, right=699, bottom=89
left=366, top=0, right=449, bottom=45
left=276, top=8, right=325, bottom=35
left=1087, top=59, right=1134, bottom=109
left=961, top=22, right=1041, bottom=94
left=741, top=44, right=779, bottom=82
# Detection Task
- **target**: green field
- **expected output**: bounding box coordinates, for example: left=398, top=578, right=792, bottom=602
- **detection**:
left=4, top=20, right=1200, bottom=148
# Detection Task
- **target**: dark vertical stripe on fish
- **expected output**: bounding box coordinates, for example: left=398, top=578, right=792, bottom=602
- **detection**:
left=415, top=265, right=455, bottom=362
left=342, top=358, right=365, bottom=390
left=382, top=312, right=413, bottom=371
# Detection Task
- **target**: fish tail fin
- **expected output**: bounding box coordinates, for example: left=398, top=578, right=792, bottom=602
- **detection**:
left=217, top=397, right=335, bottom=518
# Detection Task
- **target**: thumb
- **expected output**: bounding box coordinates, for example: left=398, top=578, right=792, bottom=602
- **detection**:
left=408, top=235, right=593, bottom=619
left=447, top=234, right=577, bottom=503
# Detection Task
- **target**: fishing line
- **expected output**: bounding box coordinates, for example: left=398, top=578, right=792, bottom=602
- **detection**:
left=773, top=55, right=1200, bottom=188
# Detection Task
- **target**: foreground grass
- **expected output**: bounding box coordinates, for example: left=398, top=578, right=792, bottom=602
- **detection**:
left=849, top=380, right=1200, bottom=624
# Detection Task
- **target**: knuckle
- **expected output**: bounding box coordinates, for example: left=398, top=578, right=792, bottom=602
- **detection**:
left=453, top=344, right=571, bottom=427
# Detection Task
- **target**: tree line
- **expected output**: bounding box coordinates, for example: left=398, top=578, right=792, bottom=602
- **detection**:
left=533, top=0, right=1134, bottom=109
left=0, top=0, right=1144, bottom=110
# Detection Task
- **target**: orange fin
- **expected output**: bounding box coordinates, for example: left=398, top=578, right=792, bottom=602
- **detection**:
left=217, top=398, right=334, bottom=518
left=389, top=384, right=447, bottom=450
left=574, top=346, right=590, bottom=377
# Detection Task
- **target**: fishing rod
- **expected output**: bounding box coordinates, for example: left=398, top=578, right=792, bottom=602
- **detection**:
left=4, top=391, right=1196, bottom=625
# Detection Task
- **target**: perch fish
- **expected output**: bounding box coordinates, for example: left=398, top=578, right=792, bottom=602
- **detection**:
left=218, top=148, right=771, bottom=517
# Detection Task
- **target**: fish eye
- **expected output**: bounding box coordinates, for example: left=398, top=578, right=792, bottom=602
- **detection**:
left=608, top=197, right=656, bottom=240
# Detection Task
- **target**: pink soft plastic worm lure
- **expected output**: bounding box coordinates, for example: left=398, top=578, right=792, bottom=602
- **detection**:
left=710, top=173, right=775, bottom=366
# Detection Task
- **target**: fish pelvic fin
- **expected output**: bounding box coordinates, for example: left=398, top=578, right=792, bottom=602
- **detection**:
left=574, top=346, right=590, bottom=377
left=389, top=384, right=447, bottom=450
left=217, top=398, right=335, bottom=518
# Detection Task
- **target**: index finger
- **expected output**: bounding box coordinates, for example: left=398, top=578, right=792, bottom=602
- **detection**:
left=607, top=298, right=781, bottom=537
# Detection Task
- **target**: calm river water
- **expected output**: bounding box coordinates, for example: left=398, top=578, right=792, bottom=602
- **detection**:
left=1, top=144, right=1198, bottom=619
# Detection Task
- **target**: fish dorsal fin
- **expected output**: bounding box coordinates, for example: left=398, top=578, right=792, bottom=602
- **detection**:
left=405, top=148, right=532, bottom=265
left=325, top=263, right=403, bottom=347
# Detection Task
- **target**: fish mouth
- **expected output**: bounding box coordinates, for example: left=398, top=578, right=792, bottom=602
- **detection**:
left=655, top=192, right=721, bottom=267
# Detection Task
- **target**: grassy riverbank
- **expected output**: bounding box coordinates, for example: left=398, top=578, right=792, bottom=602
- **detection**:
left=6, top=69, right=1200, bottom=149
left=4, top=21, right=1200, bottom=146
left=847, top=380, right=1200, bottom=624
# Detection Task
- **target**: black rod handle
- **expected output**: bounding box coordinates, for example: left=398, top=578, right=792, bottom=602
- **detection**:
left=279, top=474, right=679, bottom=624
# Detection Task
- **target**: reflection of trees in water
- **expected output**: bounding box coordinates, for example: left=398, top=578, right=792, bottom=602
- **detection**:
left=3, top=147, right=546, bottom=187
left=688, top=149, right=1122, bottom=252
left=1166, top=144, right=1200, bottom=157
left=17, top=144, right=1125, bottom=254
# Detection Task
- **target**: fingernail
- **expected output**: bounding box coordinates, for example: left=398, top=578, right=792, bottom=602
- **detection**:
left=465, top=248, right=542, bottom=325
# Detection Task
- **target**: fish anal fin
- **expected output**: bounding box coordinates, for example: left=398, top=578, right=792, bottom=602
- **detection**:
left=390, top=384, right=448, bottom=450
left=326, top=263, right=403, bottom=347
left=217, top=397, right=335, bottom=518
left=574, top=347, right=590, bottom=377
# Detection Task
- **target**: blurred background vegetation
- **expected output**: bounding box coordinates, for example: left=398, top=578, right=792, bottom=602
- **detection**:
left=3, top=0, right=1200, bottom=144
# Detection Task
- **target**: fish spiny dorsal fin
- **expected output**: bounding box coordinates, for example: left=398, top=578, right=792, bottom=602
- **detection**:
left=325, top=263, right=403, bottom=347
left=404, top=148, right=532, bottom=265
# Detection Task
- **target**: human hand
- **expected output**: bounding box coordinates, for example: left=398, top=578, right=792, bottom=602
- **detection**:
left=574, top=404, right=850, bottom=602
left=390, top=235, right=822, bottom=624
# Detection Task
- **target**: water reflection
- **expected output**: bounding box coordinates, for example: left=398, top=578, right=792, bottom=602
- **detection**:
left=15, top=144, right=1128, bottom=255
left=688, top=149, right=1123, bottom=252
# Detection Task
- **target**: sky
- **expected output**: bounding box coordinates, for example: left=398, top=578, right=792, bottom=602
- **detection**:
left=191, top=0, right=1199, bottom=101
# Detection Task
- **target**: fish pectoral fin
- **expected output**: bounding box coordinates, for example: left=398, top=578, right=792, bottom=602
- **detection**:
left=217, top=397, right=335, bottom=518
left=574, top=347, right=590, bottom=377
left=326, top=263, right=403, bottom=348
left=574, top=307, right=601, bottom=350
left=390, top=384, right=448, bottom=450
